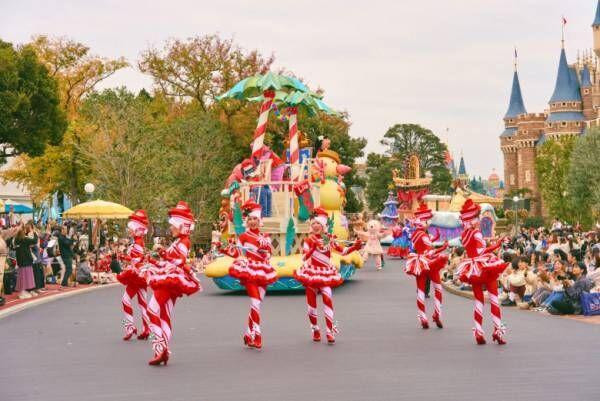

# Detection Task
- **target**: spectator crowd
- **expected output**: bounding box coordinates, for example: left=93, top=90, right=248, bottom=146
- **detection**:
left=443, top=219, right=600, bottom=316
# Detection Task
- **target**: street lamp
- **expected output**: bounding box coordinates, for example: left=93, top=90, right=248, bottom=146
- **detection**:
left=84, top=183, right=95, bottom=251
left=512, top=195, right=520, bottom=235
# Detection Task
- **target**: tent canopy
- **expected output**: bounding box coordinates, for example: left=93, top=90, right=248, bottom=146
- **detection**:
left=62, top=200, right=133, bottom=219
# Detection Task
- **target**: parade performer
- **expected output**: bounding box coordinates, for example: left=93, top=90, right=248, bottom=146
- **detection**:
left=146, top=201, right=201, bottom=365
left=355, top=220, right=388, bottom=270
left=116, top=209, right=151, bottom=341
left=294, top=208, right=361, bottom=344
left=404, top=204, right=448, bottom=329
left=215, top=200, right=277, bottom=349
left=455, top=199, right=508, bottom=345
left=387, top=221, right=411, bottom=259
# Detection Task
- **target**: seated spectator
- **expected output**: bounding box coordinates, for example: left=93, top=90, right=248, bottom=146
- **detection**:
left=502, top=257, right=528, bottom=306
left=526, top=269, right=557, bottom=309
left=549, top=262, right=595, bottom=315
left=444, top=247, right=463, bottom=283
left=76, top=254, right=93, bottom=284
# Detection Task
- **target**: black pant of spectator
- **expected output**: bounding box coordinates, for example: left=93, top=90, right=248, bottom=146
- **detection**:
left=33, top=263, right=45, bottom=290
left=61, top=257, right=73, bottom=287
left=550, top=299, right=575, bottom=315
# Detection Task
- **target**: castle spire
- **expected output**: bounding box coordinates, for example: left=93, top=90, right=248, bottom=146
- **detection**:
left=581, top=64, right=592, bottom=87
left=549, top=47, right=582, bottom=103
left=504, top=56, right=527, bottom=119
left=458, top=154, right=466, bottom=176
left=593, top=0, right=600, bottom=26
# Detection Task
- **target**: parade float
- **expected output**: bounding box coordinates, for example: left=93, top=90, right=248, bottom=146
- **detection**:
left=204, top=73, right=363, bottom=291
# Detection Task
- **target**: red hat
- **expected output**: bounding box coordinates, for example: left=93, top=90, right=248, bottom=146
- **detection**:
left=128, top=209, right=149, bottom=235
left=242, top=199, right=262, bottom=219
left=168, top=201, right=195, bottom=234
left=241, top=159, right=256, bottom=178
left=459, top=198, right=481, bottom=224
left=311, top=207, right=329, bottom=228
left=413, top=203, right=433, bottom=225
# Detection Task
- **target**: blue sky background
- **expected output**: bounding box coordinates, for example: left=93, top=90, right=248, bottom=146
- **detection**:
left=1, top=0, right=595, bottom=178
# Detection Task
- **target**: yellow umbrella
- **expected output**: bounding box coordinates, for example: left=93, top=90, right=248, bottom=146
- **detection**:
left=63, top=199, right=134, bottom=219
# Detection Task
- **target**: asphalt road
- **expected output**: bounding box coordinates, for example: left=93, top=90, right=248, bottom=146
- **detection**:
left=2, top=258, right=600, bottom=401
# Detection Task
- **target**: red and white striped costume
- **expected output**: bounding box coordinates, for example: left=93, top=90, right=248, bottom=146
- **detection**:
left=404, top=203, right=448, bottom=329
left=218, top=200, right=277, bottom=349
left=294, top=217, right=361, bottom=343
left=455, top=199, right=508, bottom=345
left=146, top=201, right=201, bottom=365
left=116, top=209, right=151, bottom=341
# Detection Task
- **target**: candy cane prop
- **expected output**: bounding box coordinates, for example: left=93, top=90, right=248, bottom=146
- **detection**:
left=288, top=107, right=299, bottom=181
left=251, top=90, right=275, bottom=162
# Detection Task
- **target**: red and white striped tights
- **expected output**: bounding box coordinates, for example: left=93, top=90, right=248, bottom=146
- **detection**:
left=245, top=283, right=266, bottom=339
left=414, top=272, right=443, bottom=327
left=305, top=286, right=336, bottom=337
left=122, top=286, right=150, bottom=335
left=471, top=280, right=504, bottom=339
left=148, top=289, right=176, bottom=355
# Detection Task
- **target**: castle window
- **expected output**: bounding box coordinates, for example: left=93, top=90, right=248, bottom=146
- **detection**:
left=548, top=123, right=553, bottom=128
left=584, top=89, right=590, bottom=94
left=525, top=170, right=531, bottom=182
left=576, top=122, right=580, bottom=126
left=510, top=174, right=515, bottom=185
left=562, top=121, right=567, bottom=127
left=562, top=102, right=566, bottom=107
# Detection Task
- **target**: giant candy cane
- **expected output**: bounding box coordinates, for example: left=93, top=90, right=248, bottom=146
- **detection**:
left=288, top=107, right=299, bottom=181
left=251, top=90, right=276, bottom=162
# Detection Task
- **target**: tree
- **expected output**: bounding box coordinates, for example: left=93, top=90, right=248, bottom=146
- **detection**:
left=0, top=40, right=66, bottom=159
left=567, top=128, right=600, bottom=226
left=365, top=153, right=395, bottom=211
left=379, top=124, right=452, bottom=193
left=8, top=35, right=129, bottom=202
left=29, top=35, right=128, bottom=117
left=535, top=136, right=576, bottom=221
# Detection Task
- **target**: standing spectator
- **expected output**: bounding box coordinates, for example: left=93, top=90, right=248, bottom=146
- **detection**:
left=0, top=225, right=19, bottom=304
left=28, top=222, right=46, bottom=294
left=13, top=223, right=39, bottom=299
left=58, top=225, right=75, bottom=288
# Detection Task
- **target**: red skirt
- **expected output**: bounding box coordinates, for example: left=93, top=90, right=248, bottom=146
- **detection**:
left=456, top=255, right=508, bottom=284
left=149, top=265, right=202, bottom=297
left=426, top=253, right=449, bottom=274
left=294, top=262, right=343, bottom=288
left=404, top=253, right=431, bottom=277
left=117, top=267, right=147, bottom=289
left=387, top=246, right=409, bottom=258
left=229, top=259, right=278, bottom=286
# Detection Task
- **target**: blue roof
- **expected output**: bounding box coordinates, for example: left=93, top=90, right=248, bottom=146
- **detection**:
left=458, top=156, right=466, bottom=175
left=535, top=134, right=548, bottom=147
left=549, top=49, right=582, bottom=103
left=546, top=111, right=585, bottom=122
left=500, top=127, right=517, bottom=137
left=504, top=71, right=527, bottom=119
left=594, top=0, right=600, bottom=26
left=581, top=64, right=592, bottom=87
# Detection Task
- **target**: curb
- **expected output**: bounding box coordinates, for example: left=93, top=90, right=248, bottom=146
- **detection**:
left=0, top=283, right=119, bottom=320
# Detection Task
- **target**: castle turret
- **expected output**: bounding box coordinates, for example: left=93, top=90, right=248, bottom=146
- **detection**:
left=581, top=63, right=595, bottom=119
left=457, top=154, right=468, bottom=187
left=545, top=46, right=584, bottom=140
left=593, top=0, right=600, bottom=58
left=500, top=63, right=526, bottom=193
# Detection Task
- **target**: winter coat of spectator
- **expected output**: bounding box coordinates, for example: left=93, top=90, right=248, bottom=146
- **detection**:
left=550, top=262, right=595, bottom=315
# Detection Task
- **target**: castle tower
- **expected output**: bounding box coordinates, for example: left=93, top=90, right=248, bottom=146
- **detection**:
left=515, top=113, right=545, bottom=216
left=544, top=45, right=585, bottom=140
left=500, top=62, right=526, bottom=192
left=593, top=0, right=600, bottom=58
left=581, top=63, right=594, bottom=119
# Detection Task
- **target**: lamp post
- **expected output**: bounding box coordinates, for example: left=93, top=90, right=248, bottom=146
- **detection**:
left=512, top=195, right=520, bottom=236
left=84, top=183, right=95, bottom=251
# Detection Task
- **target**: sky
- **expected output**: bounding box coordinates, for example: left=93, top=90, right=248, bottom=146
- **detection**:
left=1, top=0, right=596, bottom=179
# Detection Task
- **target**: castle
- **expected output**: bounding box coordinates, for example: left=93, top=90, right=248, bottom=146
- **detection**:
left=500, top=1, right=600, bottom=217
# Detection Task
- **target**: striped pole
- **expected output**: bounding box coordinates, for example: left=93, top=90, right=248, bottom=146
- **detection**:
left=251, top=90, right=275, bottom=162
left=288, top=107, right=300, bottom=181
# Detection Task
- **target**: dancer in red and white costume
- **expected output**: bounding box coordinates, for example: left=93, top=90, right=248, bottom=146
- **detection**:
left=294, top=208, right=361, bottom=344
left=116, top=209, right=151, bottom=341
left=404, top=203, right=448, bottom=329
left=146, top=201, right=201, bottom=365
left=455, top=199, right=508, bottom=345
left=216, top=200, right=277, bottom=349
